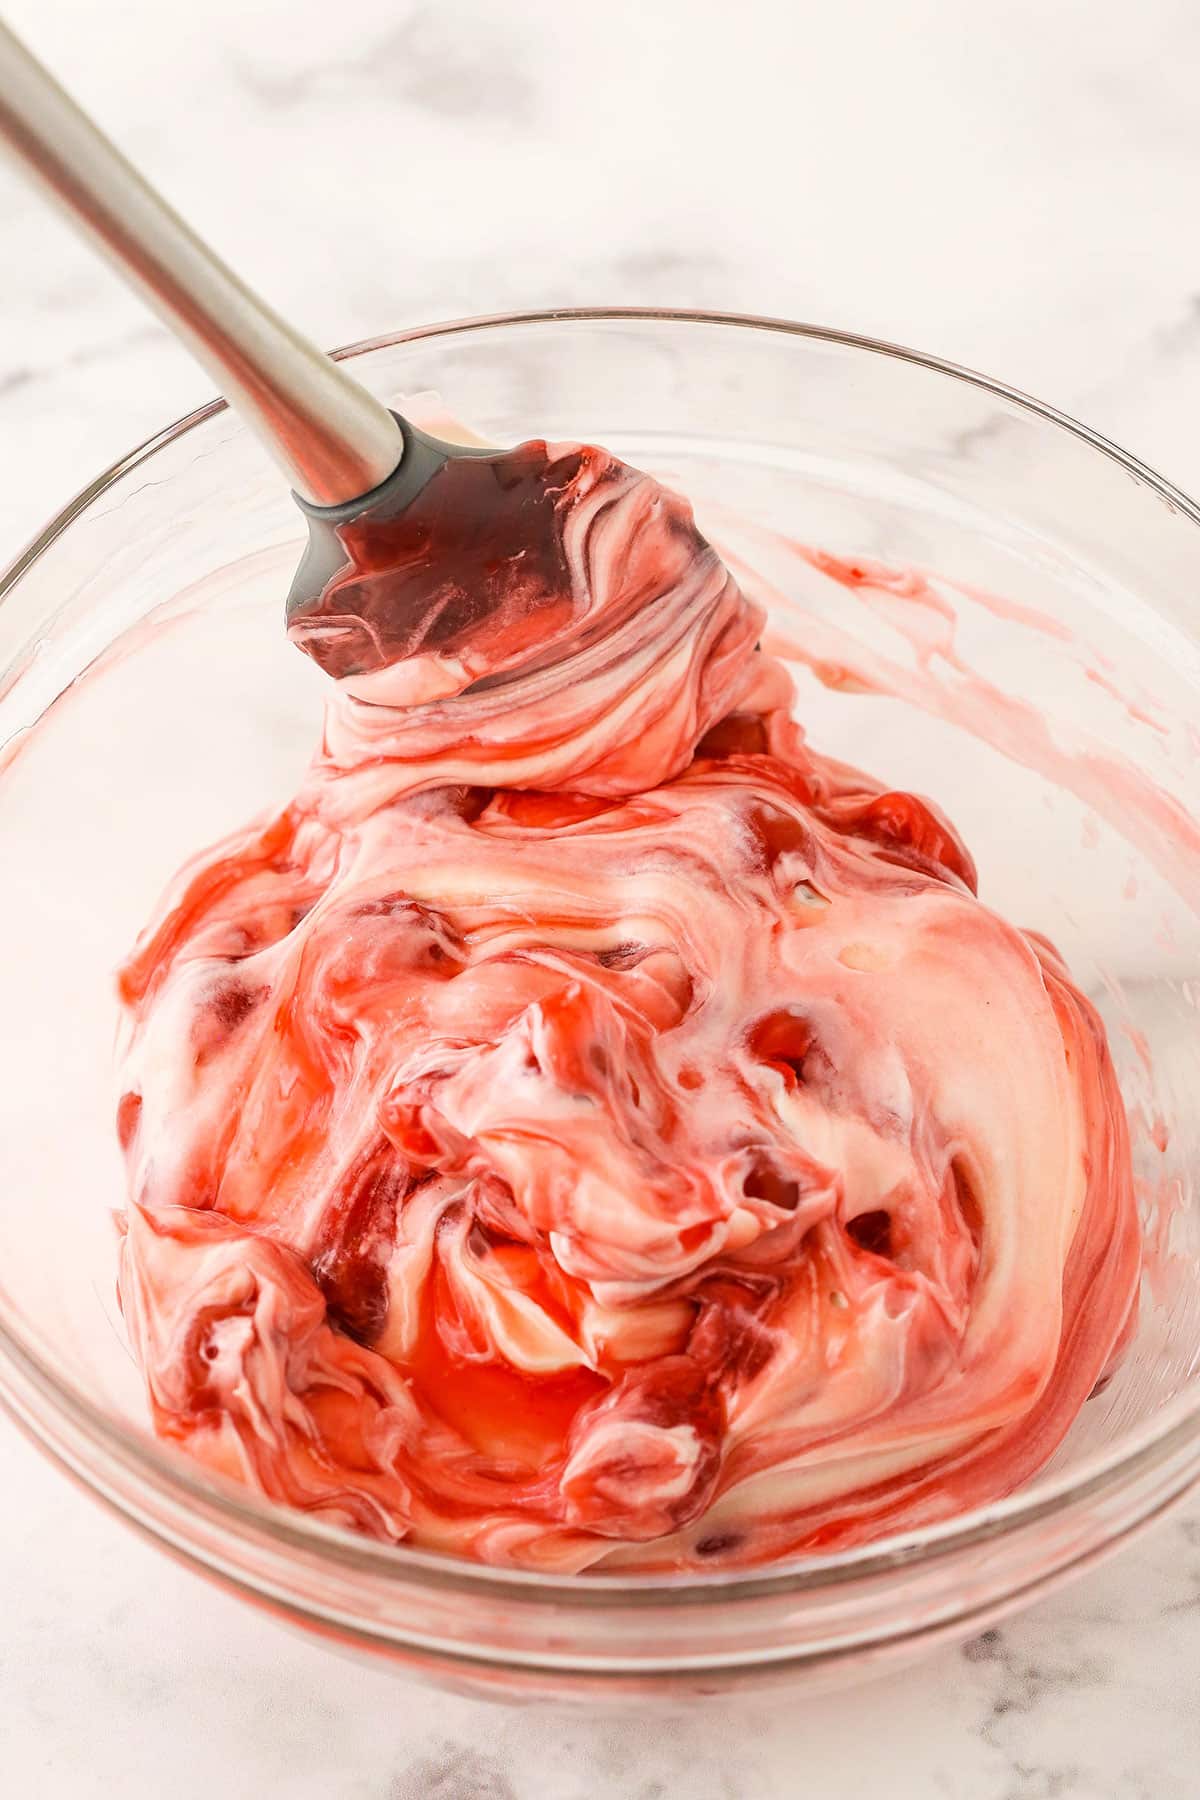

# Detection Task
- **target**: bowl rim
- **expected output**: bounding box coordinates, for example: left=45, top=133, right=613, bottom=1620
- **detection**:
left=2, top=303, right=1199, bottom=1608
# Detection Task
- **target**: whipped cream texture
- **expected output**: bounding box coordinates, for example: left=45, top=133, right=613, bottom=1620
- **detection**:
left=116, top=440, right=1140, bottom=1570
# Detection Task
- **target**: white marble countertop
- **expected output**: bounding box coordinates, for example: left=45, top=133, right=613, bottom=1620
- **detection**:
left=2, top=1, right=1199, bottom=1793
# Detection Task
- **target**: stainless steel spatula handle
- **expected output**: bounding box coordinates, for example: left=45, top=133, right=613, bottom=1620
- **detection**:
left=0, top=20, right=404, bottom=507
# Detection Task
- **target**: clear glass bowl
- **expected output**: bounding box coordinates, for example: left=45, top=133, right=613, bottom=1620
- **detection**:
left=0, top=310, right=1198, bottom=1699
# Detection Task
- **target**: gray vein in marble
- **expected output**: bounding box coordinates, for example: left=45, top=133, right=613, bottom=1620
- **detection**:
left=1162, top=1511, right=1200, bottom=1612
left=938, top=407, right=1023, bottom=464
left=1144, top=294, right=1200, bottom=361
left=962, top=1627, right=1115, bottom=1744
left=931, top=290, right=1200, bottom=482
left=1066, top=294, right=1200, bottom=420
left=341, top=245, right=737, bottom=327
left=999, top=1763, right=1085, bottom=1800
left=614, top=249, right=732, bottom=288
left=233, top=3, right=537, bottom=124
left=0, top=321, right=168, bottom=401
left=0, top=364, right=35, bottom=396
left=960, top=1618, right=1185, bottom=1800
left=389, top=1744, right=519, bottom=1800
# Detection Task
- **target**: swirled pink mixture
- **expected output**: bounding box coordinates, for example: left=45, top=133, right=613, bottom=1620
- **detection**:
left=115, top=441, right=1140, bottom=1570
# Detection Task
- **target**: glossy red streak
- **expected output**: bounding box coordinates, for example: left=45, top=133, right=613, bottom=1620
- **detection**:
left=114, top=442, right=1141, bottom=1573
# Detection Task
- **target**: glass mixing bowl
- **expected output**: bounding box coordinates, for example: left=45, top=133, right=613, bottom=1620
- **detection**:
left=0, top=310, right=1198, bottom=1699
